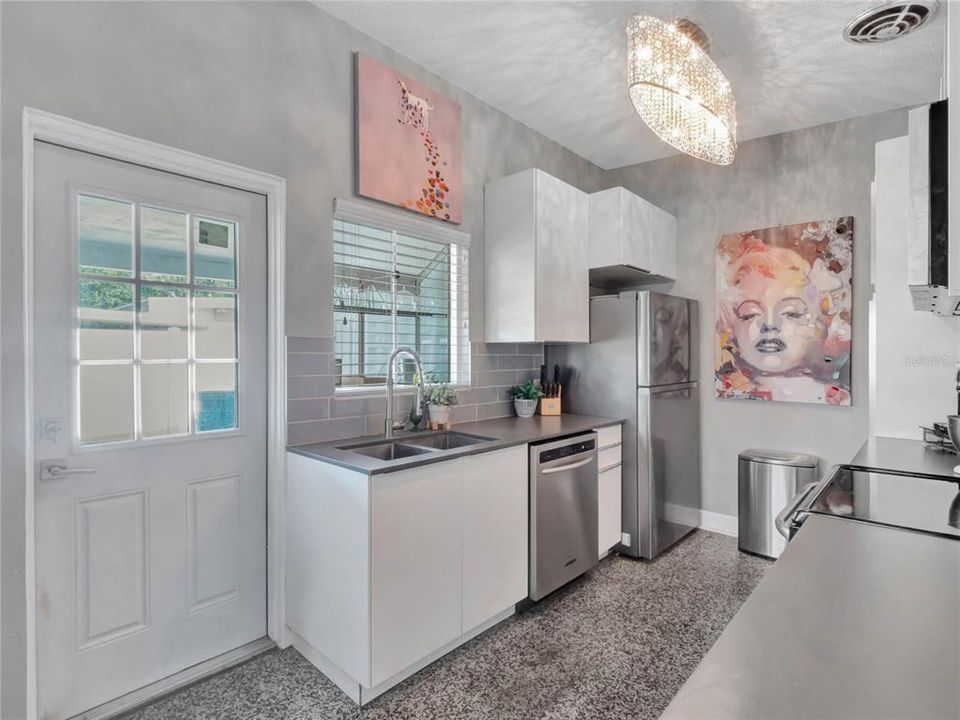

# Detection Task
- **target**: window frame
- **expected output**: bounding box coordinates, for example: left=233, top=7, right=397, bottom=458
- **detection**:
left=332, top=198, right=471, bottom=395
left=71, top=185, right=244, bottom=450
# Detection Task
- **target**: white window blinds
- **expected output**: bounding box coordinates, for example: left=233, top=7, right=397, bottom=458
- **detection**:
left=332, top=199, right=470, bottom=389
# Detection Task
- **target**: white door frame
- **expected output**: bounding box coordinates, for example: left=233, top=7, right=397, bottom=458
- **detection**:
left=20, top=107, right=289, bottom=719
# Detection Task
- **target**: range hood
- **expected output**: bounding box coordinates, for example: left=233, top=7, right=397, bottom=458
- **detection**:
left=908, top=100, right=957, bottom=314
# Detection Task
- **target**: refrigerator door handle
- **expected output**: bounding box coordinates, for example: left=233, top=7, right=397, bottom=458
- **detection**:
left=644, top=381, right=699, bottom=395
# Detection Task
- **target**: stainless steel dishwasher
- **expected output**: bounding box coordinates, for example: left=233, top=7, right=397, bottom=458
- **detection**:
left=529, top=432, right=599, bottom=601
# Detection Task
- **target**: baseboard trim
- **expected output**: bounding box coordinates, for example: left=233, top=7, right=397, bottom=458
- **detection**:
left=664, top=503, right=738, bottom=538
left=699, top=509, right=738, bottom=538
left=70, top=637, right=275, bottom=720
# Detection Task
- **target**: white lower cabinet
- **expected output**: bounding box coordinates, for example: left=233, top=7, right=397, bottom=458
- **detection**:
left=287, top=444, right=528, bottom=704
left=370, top=461, right=463, bottom=685
left=596, top=425, right=623, bottom=558
left=597, top=466, right=622, bottom=558
left=462, top=446, right=528, bottom=631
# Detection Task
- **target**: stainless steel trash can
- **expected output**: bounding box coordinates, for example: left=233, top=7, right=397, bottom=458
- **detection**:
left=738, top=449, right=818, bottom=559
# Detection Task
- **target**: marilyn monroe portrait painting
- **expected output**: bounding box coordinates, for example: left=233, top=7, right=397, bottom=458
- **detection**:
left=715, top=217, right=853, bottom=406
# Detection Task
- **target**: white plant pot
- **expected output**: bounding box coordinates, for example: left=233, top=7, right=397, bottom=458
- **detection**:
left=514, top=398, right=538, bottom=418
left=428, top=404, right=451, bottom=424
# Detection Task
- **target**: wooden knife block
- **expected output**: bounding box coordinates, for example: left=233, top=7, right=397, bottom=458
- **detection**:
left=540, top=393, right=561, bottom=416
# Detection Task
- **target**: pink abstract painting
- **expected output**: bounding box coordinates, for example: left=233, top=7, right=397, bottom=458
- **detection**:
left=357, top=54, right=462, bottom=224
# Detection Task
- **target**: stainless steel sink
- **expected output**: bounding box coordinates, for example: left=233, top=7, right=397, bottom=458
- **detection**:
left=339, top=440, right=437, bottom=461
left=403, top=432, right=497, bottom=450
left=337, top=431, right=496, bottom=462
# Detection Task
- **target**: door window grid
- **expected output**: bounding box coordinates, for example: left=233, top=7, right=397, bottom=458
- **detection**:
left=75, top=193, right=239, bottom=446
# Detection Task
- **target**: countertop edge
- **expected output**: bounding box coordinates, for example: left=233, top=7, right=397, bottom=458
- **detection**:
left=287, top=415, right=625, bottom=475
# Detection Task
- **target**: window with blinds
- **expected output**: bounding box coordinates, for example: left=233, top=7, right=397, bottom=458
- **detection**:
left=333, top=215, right=469, bottom=389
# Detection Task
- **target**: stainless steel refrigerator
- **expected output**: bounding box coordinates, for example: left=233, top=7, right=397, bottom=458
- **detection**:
left=547, top=291, right=701, bottom=560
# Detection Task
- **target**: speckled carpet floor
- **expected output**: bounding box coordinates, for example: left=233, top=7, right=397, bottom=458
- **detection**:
left=123, top=530, right=769, bottom=720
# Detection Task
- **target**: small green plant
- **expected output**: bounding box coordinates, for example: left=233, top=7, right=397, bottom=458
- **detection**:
left=423, top=381, right=459, bottom=407
left=509, top=380, right=544, bottom=400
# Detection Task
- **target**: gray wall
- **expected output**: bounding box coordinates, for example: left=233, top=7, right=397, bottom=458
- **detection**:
left=0, top=2, right=606, bottom=716
left=604, top=110, right=908, bottom=518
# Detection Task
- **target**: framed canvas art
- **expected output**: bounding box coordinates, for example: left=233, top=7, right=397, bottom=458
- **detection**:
left=715, top=217, right=854, bottom=405
left=356, top=54, right=463, bottom=223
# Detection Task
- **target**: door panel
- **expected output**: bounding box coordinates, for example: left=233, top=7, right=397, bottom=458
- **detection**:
left=33, top=142, right=267, bottom=720
left=186, top=474, right=241, bottom=611
left=75, top=490, right=149, bottom=649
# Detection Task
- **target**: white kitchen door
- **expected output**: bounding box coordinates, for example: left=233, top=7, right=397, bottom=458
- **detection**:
left=32, top=141, right=268, bottom=719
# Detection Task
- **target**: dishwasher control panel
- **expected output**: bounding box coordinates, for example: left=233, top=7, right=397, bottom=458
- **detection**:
left=538, top=438, right=595, bottom=464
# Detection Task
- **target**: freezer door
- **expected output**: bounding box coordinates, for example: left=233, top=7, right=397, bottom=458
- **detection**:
left=636, top=382, right=702, bottom=559
left=637, top=292, right=697, bottom=386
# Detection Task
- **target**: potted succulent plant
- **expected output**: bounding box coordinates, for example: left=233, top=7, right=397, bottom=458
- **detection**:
left=423, top=380, right=458, bottom=425
left=509, top=380, right=543, bottom=418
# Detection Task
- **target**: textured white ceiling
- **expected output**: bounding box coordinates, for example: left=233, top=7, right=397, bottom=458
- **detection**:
left=318, top=1, right=945, bottom=169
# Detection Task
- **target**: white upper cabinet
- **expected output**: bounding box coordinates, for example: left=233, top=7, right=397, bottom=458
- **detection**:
left=485, top=169, right=589, bottom=343
left=948, top=2, right=960, bottom=296
left=649, top=203, right=678, bottom=279
left=588, top=187, right=677, bottom=282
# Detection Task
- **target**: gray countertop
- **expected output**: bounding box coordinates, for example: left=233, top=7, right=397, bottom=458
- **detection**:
left=287, top=414, right=623, bottom=475
left=851, top=435, right=959, bottom=479
left=661, top=513, right=960, bottom=720
left=663, top=435, right=960, bottom=719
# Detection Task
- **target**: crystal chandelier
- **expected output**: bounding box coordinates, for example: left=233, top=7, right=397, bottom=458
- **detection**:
left=627, top=15, right=737, bottom=165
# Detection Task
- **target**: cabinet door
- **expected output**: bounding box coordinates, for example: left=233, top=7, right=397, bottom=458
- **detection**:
left=461, top=446, right=529, bottom=632
left=649, top=205, right=677, bottom=279
left=484, top=169, right=538, bottom=342
left=620, top=191, right=652, bottom=270
left=535, top=171, right=589, bottom=342
left=588, top=188, right=623, bottom=269
left=370, top=463, right=462, bottom=685
left=598, top=465, right=623, bottom=557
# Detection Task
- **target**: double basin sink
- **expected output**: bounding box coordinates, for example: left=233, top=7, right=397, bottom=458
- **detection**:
left=337, top=431, right=497, bottom=462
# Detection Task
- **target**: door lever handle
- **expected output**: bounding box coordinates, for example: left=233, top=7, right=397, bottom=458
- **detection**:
left=40, top=460, right=96, bottom=481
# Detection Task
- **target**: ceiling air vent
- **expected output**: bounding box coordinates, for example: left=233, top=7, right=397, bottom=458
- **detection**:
left=843, top=1, right=938, bottom=44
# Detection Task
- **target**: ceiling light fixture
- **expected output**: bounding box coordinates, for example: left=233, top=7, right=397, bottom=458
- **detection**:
left=627, top=15, right=737, bottom=165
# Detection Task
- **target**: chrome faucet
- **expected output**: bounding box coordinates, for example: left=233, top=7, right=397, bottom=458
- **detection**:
left=385, top=346, right=424, bottom=439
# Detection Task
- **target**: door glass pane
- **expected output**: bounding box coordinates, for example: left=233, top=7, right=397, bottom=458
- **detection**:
left=78, top=280, right=134, bottom=360
left=141, top=364, right=189, bottom=438
left=194, top=291, right=237, bottom=360
left=79, top=364, right=134, bottom=443
left=77, top=194, right=133, bottom=277
left=141, top=206, right=188, bottom=283
left=194, top=218, right=236, bottom=288
left=195, top=363, right=237, bottom=432
left=140, top=285, right=188, bottom=360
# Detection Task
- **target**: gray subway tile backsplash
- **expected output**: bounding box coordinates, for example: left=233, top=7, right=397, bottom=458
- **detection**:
left=285, top=336, right=544, bottom=445
left=287, top=416, right=364, bottom=446
left=287, top=398, right=330, bottom=422
left=287, top=336, right=334, bottom=353
left=498, top=354, right=542, bottom=371
left=286, top=352, right=332, bottom=377
left=287, top=375, right=336, bottom=400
